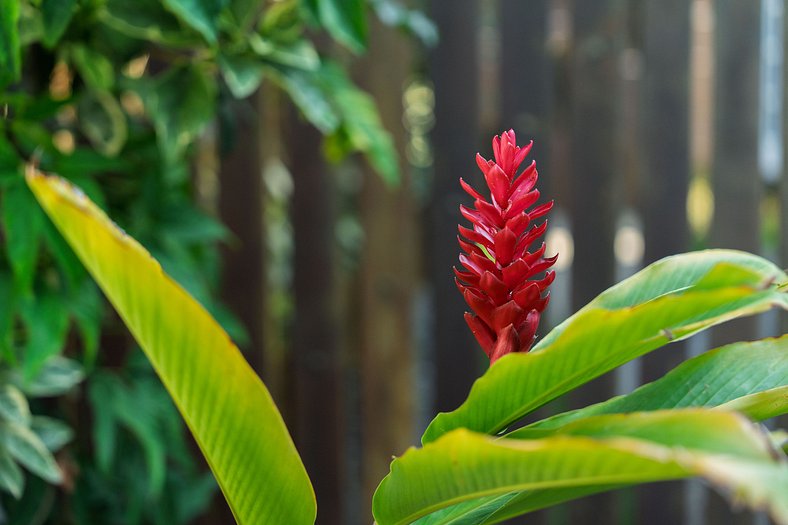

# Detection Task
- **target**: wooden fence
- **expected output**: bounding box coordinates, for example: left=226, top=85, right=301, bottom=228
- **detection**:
left=206, top=1, right=787, bottom=524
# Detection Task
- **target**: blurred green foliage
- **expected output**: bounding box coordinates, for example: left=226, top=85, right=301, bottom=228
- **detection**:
left=0, top=0, right=432, bottom=522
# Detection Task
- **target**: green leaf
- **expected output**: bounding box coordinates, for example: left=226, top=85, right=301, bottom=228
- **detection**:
left=30, top=416, right=73, bottom=452
left=370, top=0, right=438, bottom=47
left=317, top=0, right=367, bottom=53
left=0, top=0, right=21, bottom=88
left=0, top=447, right=24, bottom=499
left=70, top=282, right=102, bottom=368
left=0, top=422, right=62, bottom=484
left=374, top=410, right=788, bottom=525
left=2, top=181, right=45, bottom=294
left=266, top=65, right=339, bottom=133
left=319, top=63, right=399, bottom=185
left=716, top=385, right=788, bottom=421
left=161, top=0, right=228, bottom=44
left=69, top=45, right=115, bottom=91
left=27, top=172, right=316, bottom=524
left=0, top=385, right=31, bottom=426
left=515, top=336, right=788, bottom=432
left=258, top=0, right=302, bottom=43
left=422, top=250, right=788, bottom=444
left=249, top=35, right=319, bottom=70
left=100, top=0, right=202, bottom=47
left=41, top=0, right=78, bottom=48
left=0, top=272, right=15, bottom=359
left=131, top=66, right=216, bottom=163
left=219, top=54, right=265, bottom=99
left=20, top=293, right=71, bottom=381
left=77, top=90, right=127, bottom=156
left=89, top=373, right=167, bottom=496
left=18, top=356, right=84, bottom=397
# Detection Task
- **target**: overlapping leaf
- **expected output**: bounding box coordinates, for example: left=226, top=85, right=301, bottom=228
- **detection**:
left=27, top=171, right=316, bottom=525
left=375, top=411, right=788, bottom=525
left=422, top=251, right=788, bottom=443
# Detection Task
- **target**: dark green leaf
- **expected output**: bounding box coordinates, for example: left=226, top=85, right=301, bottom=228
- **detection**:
left=0, top=422, right=62, bottom=484
left=266, top=65, right=339, bottom=133
left=0, top=272, right=15, bottom=360
left=77, top=90, right=127, bottom=156
left=41, top=0, right=78, bottom=48
left=320, top=62, right=399, bottom=184
left=317, top=0, right=367, bottom=53
left=69, top=45, right=114, bottom=91
left=88, top=375, right=117, bottom=473
left=228, top=0, right=261, bottom=29
left=131, top=66, right=217, bottom=163
left=70, top=282, right=102, bottom=368
left=20, top=293, right=71, bottom=380
left=0, top=447, right=24, bottom=499
left=30, top=416, right=73, bottom=452
left=0, top=0, right=21, bottom=88
left=2, top=181, right=45, bottom=294
left=0, top=385, right=31, bottom=426
left=219, top=54, right=265, bottom=99
left=100, top=0, right=202, bottom=47
left=161, top=0, right=228, bottom=44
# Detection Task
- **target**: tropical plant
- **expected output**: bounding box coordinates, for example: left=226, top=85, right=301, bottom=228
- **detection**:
left=20, top=127, right=788, bottom=525
left=1, top=0, right=433, bottom=520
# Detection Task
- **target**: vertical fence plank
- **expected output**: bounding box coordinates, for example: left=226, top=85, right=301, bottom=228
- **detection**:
left=218, top=95, right=265, bottom=372
left=428, top=0, right=483, bottom=413
left=288, top=116, right=344, bottom=525
left=708, top=1, right=762, bottom=524
left=500, top=0, right=551, bottom=190
left=354, top=17, right=418, bottom=522
left=567, top=1, right=623, bottom=523
left=638, top=2, right=691, bottom=524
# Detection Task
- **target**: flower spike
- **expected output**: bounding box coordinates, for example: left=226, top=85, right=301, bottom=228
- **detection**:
left=456, top=130, right=557, bottom=365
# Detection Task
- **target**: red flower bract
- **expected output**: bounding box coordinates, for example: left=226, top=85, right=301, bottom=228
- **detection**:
left=456, top=130, right=557, bottom=365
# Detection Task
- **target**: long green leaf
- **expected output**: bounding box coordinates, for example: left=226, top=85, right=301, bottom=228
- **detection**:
left=516, top=336, right=788, bottom=432
left=27, top=171, right=315, bottom=524
left=375, top=410, right=788, bottom=525
left=422, top=251, right=788, bottom=444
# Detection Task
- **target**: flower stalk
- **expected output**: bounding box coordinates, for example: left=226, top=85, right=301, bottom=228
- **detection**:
left=456, top=130, right=557, bottom=364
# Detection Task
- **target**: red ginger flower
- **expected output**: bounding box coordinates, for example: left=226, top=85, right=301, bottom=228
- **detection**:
left=456, top=130, right=557, bottom=365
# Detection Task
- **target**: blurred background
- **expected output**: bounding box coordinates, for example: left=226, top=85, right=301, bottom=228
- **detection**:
left=0, top=0, right=787, bottom=524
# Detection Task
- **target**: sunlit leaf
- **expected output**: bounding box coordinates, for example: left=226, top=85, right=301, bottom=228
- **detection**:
left=27, top=171, right=316, bottom=524
left=422, top=251, right=788, bottom=444
left=515, top=336, right=788, bottom=432
left=0, top=385, right=31, bottom=427
left=375, top=411, right=788, bottom=525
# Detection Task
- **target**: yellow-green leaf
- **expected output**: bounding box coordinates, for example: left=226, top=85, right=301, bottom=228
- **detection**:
left=375, top=410, right=788, bottom=525
left=26, top=170, right=315, bottom=525
left=423, top=251, right=788, bottom=444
